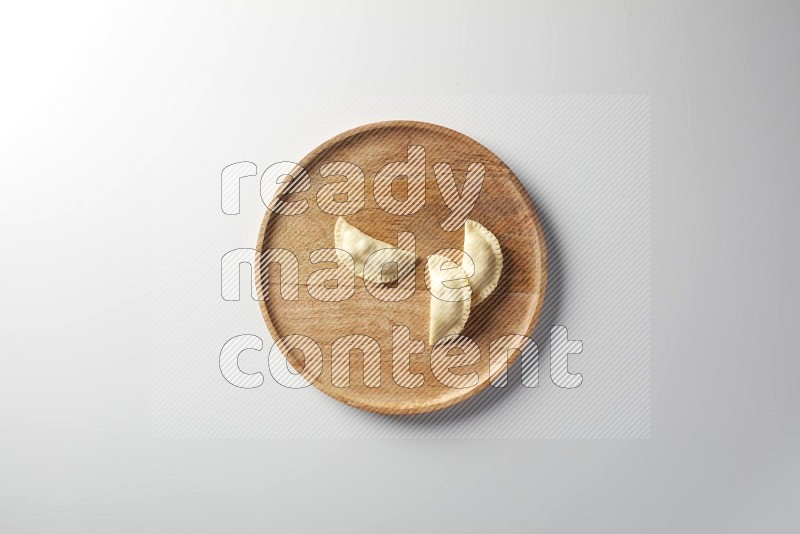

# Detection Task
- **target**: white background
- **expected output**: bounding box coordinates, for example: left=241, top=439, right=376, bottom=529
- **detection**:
left=1, top=1, right=799, bottom=532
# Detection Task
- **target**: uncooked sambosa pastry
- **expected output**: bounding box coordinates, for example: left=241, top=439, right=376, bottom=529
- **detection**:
left=334, top=217, right=415, bottom=284
left=427, top=254, right=472, bottom=345
left=463, top=219, right=503, bottom=306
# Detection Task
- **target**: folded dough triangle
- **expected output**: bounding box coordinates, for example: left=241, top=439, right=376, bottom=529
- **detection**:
left=427, top=254, right=472, bottom=345
left=463, top=219, right=503, bottom=306
left=334, top=217, right=415, bottom=284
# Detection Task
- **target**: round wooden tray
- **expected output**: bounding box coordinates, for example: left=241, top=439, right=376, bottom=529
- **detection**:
left=256, top=121, right=546, bottom=414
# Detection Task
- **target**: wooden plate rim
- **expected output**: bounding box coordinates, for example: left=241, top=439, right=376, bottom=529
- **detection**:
left=255, top=120, right=548, bottom=415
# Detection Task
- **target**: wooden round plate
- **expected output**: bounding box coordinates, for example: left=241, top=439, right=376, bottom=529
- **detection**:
left=256, top=121, right=546, bottom=414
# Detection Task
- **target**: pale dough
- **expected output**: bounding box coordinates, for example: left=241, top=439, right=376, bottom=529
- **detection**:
left=334, top=217, right=415, bottom=284
left=463, top=219, right=503, bottom=306
left=427, top=254, right=472, bottom=345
